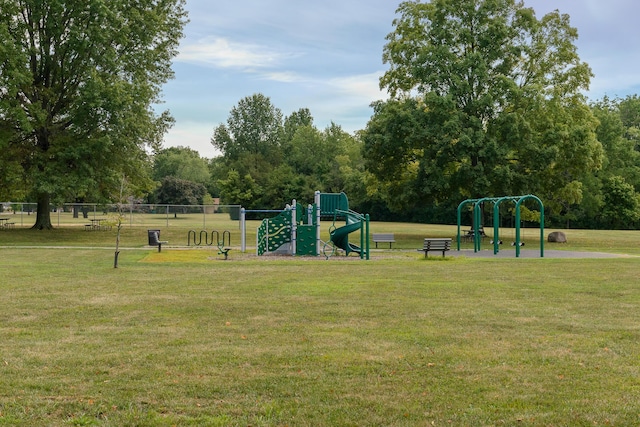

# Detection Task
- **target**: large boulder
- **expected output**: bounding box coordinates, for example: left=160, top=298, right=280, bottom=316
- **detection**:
left=547, top=231, right=567, bottom=243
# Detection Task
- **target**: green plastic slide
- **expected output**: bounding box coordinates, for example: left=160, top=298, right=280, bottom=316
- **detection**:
left=330, top=214, right=362, bottom=255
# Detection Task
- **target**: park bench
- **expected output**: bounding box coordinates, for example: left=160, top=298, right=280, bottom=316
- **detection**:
left=218, top=247, right=231, bottom=260
left=372, top=233, right=395, bottom=248
left=417, top=238, right=451, bottom=258
left=148, top=229, right=168, bottom=252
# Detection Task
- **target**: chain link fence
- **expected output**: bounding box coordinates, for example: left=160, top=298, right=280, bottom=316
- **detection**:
left=0, top=202, right=241, bottom=229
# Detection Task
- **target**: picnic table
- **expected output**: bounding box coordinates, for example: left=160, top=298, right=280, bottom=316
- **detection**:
left=0, top=218, right=13, bottom=229
left=461, top=227, right=486, bottom=242
left=85, top=218, right=111, bottom=231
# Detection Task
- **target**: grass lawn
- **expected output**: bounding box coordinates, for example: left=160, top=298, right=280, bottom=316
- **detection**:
left=1, top=225, right=639, bottom=426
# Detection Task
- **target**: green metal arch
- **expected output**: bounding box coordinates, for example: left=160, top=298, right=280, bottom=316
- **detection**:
left=515, top=195, right=544, bottom=258
left=457, top=195, right=545, bottom=258
left=456, top=198, right=479, bottom=250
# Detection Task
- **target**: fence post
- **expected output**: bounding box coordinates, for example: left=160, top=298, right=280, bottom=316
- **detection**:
left=240, top=207, right=246, bottom=253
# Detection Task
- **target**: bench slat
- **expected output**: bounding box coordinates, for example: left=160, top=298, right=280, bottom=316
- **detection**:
left=372, top=233, right=395, bottom=249
left=417, top=238, right=451, bottom=258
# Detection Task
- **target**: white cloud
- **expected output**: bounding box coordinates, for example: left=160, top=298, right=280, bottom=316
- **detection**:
left=163, top=120, right=220, bottom=159
left=163, top=0, right=640, bottom=159
left=257, top=71, right=305, bottom=83
left=328, top=72, right=388, bottom=103
left=177, top=36, right=296, bottom=70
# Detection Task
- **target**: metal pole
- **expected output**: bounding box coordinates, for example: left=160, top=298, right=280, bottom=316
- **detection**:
left=315, top=191, right=321, bottom=256
left=240, top=207, right=246, bottom=253
left=291, top=200, right=297, bottom=256
left=540, top=203, right=545, bottom=258
left=365, top=214, right=370, bottom=260
left=515, top=204, right=522, bottom=258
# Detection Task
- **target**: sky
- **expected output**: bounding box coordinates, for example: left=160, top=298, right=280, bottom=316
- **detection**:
left=160, top=0, right=640, bottom=159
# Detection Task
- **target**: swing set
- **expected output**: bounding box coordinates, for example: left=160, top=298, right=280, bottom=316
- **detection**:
left=456, top=195, right=545, bottom=258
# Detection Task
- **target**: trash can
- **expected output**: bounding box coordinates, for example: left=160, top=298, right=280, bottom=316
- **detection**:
left=148, top=229, right=161, bottom=246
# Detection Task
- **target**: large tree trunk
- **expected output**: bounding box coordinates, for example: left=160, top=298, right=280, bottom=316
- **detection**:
left=32, top=192, right=53, bottom=230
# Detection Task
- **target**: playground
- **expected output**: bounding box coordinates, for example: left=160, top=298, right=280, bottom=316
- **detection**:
left=171, top=192, right=620, bottom=260
left=241, top=191, right=370, bottom=259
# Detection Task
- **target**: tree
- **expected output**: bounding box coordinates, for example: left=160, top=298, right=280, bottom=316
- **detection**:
left=319, top=123, right=364, bottom=194
left=286, top=125, right=325, bottom=178
left=211, top=94, right=285, bottom=206
left=283, top=108, right=314, bottom=144
left=0, top=0, right=187, bottom=229
left=619, top=95, right=640, bottom=137
left=569, top=96, right=640, bottom=228
left=261, top=164, right=313, bottom=208
left=156, top=176, right=207, bottom=206
left=616, top=95, right=640, bottom=187
left=600, top=176, right=639, bottom=229
left=216, top=170, right=263, bottom=210
left=364, top=0, right=601, bottom=218
left=153, top=146, right=211, bottom=185
left=0, top=122, right=25, bottom=201
left=211, top=93, right=284, bottom=164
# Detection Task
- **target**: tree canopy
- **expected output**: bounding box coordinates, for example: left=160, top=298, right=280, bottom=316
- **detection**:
left=0, top=0, right=187, bottom=228
left=210, top=94, right=366, bottom=211
left=2, top=1, right=638, bottom=229
left=212, top=93, right=284, bottom=164
left=156, top=176, right=207, bottom=207
left=363, top=0, right=603, bottom=222
left=153, top=146, right=210, bottom=185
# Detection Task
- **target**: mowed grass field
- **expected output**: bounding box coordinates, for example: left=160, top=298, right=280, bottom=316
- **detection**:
left=1, top=222, right=639, bottom=426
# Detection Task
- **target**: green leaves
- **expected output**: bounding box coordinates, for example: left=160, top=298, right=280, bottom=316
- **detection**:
left=212, top=94, right=284, bottom=162
left=0, top=0, right=187, bottom=227
left=211, top=95, right=365, bottom=210
left=366, top=0, right=602, bottom=218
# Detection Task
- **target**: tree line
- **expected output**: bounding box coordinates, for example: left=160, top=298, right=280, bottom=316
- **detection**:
left=1, top=0, right=639, bottom=229
left=151, top=91, right=639, bottom=229
left=360, top=0, right=640, bottom=229
left=151, top=93, right=373, bottom=216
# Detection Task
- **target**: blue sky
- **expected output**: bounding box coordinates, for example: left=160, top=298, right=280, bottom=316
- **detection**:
left=160, top=0, right=640, bottom=158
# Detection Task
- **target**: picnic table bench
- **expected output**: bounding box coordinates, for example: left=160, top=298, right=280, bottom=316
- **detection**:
left=372, top=233, right=396, bottom=248
left=417, top=238, right=451, bottom=258
left=0, top=218, right=11, bottom=229
left=461, top=227, right=486, bottom=242
left=0, top=218, right=15, bottom=229
left=85, top=218, right=111, bottom=231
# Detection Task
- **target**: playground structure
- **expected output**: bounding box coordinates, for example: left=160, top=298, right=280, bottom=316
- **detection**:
left=240, top=191, right=370, bottom=259
left=456, top=195, right=545, bottom=258
left=187, top=229, right=232, bottom=259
